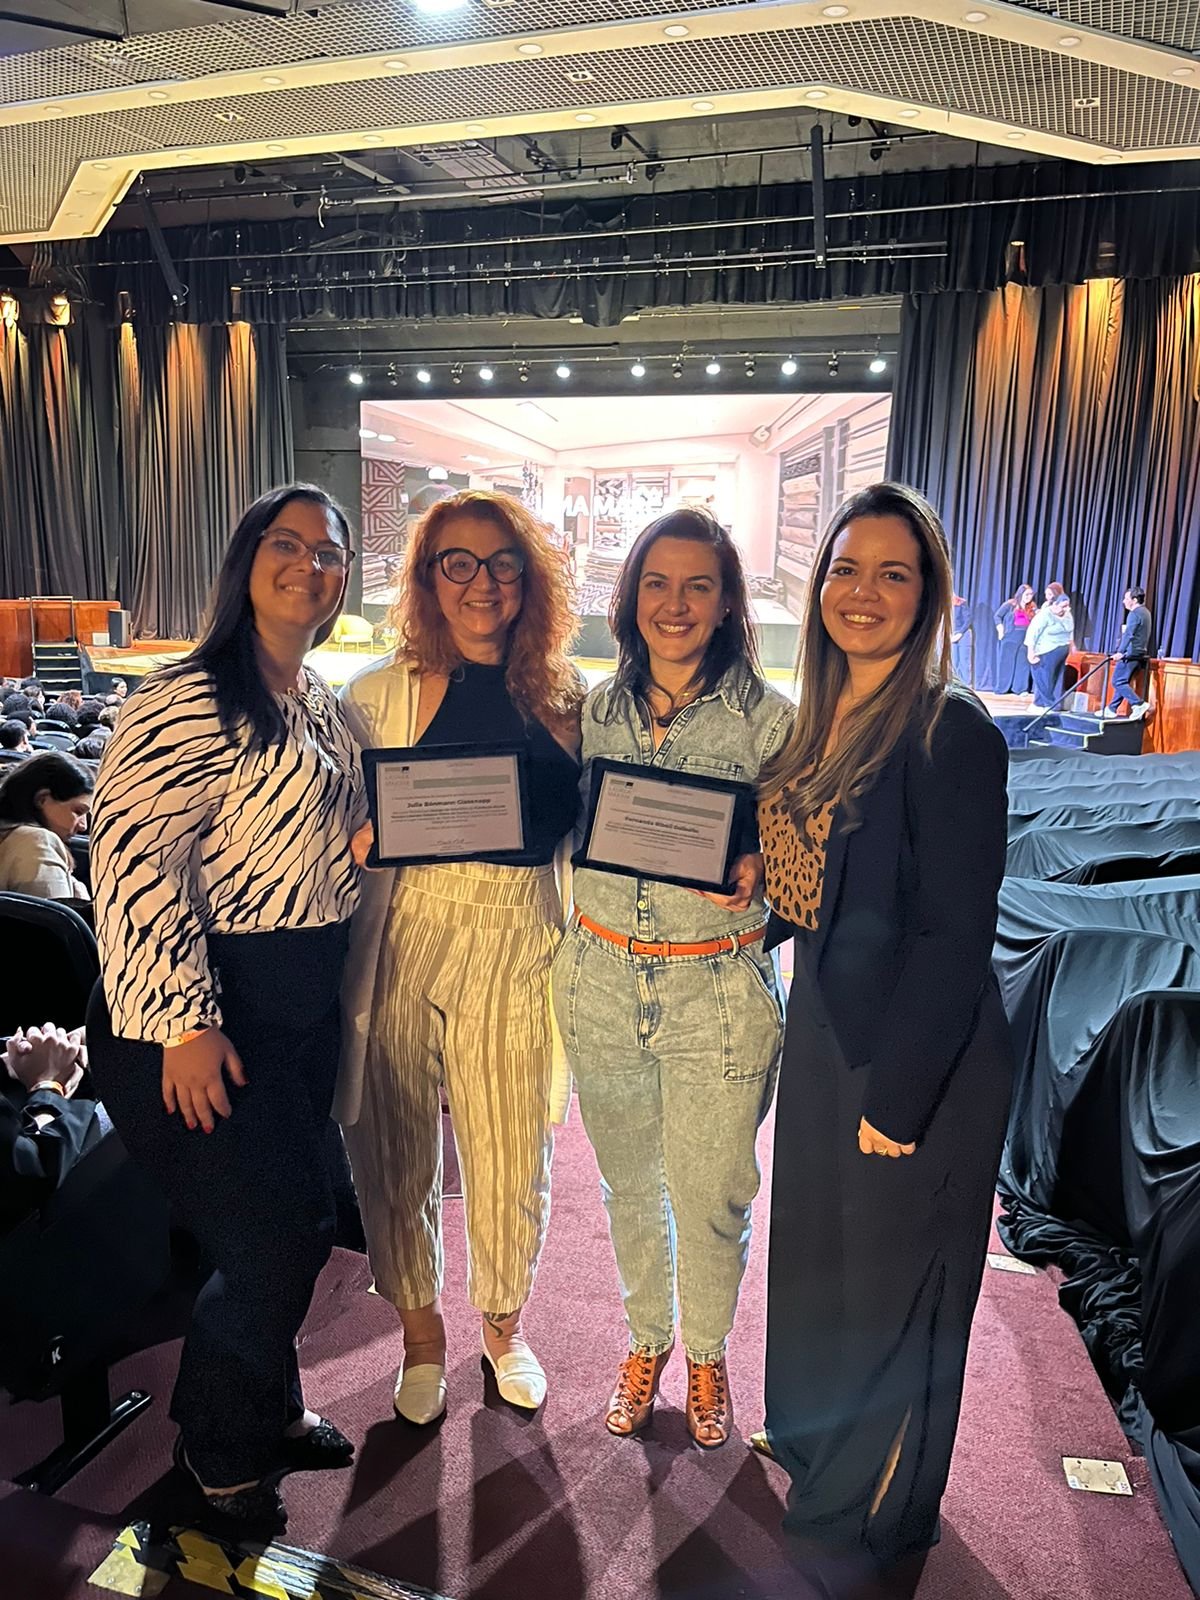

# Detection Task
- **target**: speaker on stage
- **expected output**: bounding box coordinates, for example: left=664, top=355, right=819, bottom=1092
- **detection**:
left=108, top=610, right=131, bottom=648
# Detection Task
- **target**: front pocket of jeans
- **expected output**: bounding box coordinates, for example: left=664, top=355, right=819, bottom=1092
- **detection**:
left=550, top=931, right=587, bottom=1058
left=712, top=952, right=783, bottom=1082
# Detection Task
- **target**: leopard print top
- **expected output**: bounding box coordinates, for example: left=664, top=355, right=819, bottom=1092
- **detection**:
left=758, top=790, right=837, bottom=931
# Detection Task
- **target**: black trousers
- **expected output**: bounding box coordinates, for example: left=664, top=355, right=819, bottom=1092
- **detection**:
left=87, top=921, right=350, bottom=1486
left=1030, top=644, right=1070, bottom=708
left=765, top=951, right=1013, bottom=1569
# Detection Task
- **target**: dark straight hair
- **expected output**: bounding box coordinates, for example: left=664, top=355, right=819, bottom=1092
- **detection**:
left=161, top=483, right=352, bottom=752
left=0, top=750, right=93, bottom=826
left=604, top=506, right=762, bottom=717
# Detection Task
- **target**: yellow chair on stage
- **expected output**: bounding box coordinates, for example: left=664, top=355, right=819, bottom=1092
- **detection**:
left=330, top=614, right=375, bottom=652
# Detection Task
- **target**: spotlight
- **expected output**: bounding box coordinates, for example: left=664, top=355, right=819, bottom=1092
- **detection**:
left=348, top=370, right=365, bottom=385
left=780, top=357, right=798, bottom=377
left=555, top=363, right=571, bottom=379
left=828, top=353, right=840, bottom=377
left=705, top=360, right=721, bottom=377
left=631, top=360, right=646, bottom=378
left=233, top=164, right=247, bottom=185
left=744, top=358, right=756, bottom=378
left=869, top=356, right=888, bottom=375
left=416, top=367, right=432, bottom=384
left=1, top=292, right=19, bottom=327
left=518, top=362, right=530, bottom=383
left=644, top=162, right=665, bottom=181
left=479, top=364, right=495, bottom=381
left=428, top=465, right=449, bottom=480
left=451, top=363, right=464, bottom=385
left=672, top=359, right=683, bottom=379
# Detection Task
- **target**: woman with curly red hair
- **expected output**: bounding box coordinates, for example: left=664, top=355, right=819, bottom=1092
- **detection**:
left=337, top=491, right=583, bottom=1426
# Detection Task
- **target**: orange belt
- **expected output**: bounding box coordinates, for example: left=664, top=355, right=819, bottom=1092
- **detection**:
left=576, top=911, right=765, bottom=959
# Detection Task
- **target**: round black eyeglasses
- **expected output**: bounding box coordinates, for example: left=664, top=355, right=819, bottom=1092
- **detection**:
left=429, top=547, right=525, bottom=585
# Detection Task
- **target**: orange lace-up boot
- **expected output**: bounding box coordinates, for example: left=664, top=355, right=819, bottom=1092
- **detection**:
left=605, top=1347, right=673, bottom=1437
left=686, top=1354, right=732, bottom=1449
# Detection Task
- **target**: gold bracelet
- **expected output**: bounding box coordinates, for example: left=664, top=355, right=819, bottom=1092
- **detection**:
left=33, top=1079, right=67, bottom=1095
left=163, top=1026, right=209, bottom=1050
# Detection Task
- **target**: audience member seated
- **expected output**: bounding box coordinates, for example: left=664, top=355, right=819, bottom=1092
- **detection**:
left=74, top=730, right=111, bottom=767
left=44, top=698, right=80, bottom=729
left=0, top=1024, right=101, bottom=1232
left=2, top=692, right=33, bottom=721
left=74, top=698, right=107, bottom=736
left=0, top=753, right=92, bottom=901
left=20, top=681, right=46, bottom=713
left=0, top=722, right=31, bottom=764
left=109, top=678, right=127, bottom=702
left=98, top=705, right=120, bottom=730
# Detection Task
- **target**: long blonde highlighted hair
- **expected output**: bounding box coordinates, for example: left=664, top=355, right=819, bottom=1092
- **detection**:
left=760, top=482, right=954, bottom=833
left=392, top=489, right=583, bottom=735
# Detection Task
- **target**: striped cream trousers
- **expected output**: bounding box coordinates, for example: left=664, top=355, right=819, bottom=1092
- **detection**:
left=344, top=859, right=561, bottom=1316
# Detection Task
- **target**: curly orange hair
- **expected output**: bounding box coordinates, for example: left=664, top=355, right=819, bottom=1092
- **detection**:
left=391, top=489, right=583, bottom=734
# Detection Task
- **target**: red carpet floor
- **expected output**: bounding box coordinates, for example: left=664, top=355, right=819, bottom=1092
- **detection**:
left=0, top=1108, right=1191, bottom=1600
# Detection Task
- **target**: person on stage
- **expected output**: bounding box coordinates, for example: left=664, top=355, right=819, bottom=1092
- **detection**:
left=338, top=490, right=582, bottom=1427
left=87, top=484, right=363, bottom=1537
left=757, top=482, right=1012, bottom=1593
left=992, top=584, right=1035, bottom=694
left=1025, top=588, right=1075, bottom=711
left=1105, top=586, right=1153, bottom=720
left=553, top=507, right=793, bottom=1449
left=950, top=592, right=973, bottom=684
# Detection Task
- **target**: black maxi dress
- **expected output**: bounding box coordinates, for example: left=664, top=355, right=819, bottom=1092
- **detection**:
left=759, top=693, right=1015, bottom=1580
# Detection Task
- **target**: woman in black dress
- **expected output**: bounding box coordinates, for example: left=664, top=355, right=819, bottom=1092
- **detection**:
left=757, top=482, right=1013, bottom=1595
left=993, top=585, right=1035, bottom=694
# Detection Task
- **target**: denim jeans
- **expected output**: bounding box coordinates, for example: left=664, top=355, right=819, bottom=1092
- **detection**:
left=553, top=921, right=782, bottom=1362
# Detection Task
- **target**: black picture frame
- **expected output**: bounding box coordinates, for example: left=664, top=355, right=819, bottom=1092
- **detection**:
left=573, top=757, right=756, bottom=894
left=363, top=741, right=531, bottom=868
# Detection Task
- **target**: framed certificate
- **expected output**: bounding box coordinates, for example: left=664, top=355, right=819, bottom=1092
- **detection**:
left=574, top=757, right=755, bottom=894
left=363, top=742, right=530, bottom=868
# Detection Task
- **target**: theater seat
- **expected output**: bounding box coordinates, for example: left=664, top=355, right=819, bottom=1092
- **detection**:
left=0, top=892, right=171, bottom=1492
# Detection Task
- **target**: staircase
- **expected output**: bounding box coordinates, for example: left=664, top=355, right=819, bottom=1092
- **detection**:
left=1026, top=710, right=1146, bottom=756
left=32, top=642, right=84, bottom=697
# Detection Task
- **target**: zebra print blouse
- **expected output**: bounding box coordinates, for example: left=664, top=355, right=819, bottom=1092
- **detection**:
left=91, top=665, right=363, bottom=1044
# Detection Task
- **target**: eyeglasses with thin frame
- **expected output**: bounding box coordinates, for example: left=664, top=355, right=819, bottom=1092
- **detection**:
left=429, top=547, right=525, bottom=585
left=260, top=530, right=356, bottom=573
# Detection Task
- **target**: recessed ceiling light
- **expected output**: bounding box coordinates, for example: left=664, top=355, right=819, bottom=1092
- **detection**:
left=1099, top=153, right=1122, bottom=163
left=1058, top=35, right=1081, bottom=47
left=148, top=90, right=170, bottom=101
left=377, top=434, right=396, bottom=442
left=664, top=24, right=689, bottom=37
left=822, top=4, right=850, bottom=14
left=92, top=162, right=111, bottom=171
left=1006, top=132, right=1026, bottom=141
left=692, top=100, right=714, bottom=112
left=266, top=142, right=287, bottom=153
left=1172, top=66, right=1195, bottom=78
left=359, top=428, right=377, bottom=438
left=462, top=453, right=492, bottom=464
left=806, top=89, right=829, bottom=101
left=349, top=371, right=365, bottom=385
left=898, top=108, right=920, bottom=119
left=575, top=112, right=596, bottom=123
left=963, top=10, right=989, bottom=21
left=261, top=75, right=284, bottom=86
left=869, top=356, right=888, bottom=374
left=385, top=59, right=408, bottom=71
left=76, top=189, right=95, bottom=197
left=466, top=123, right=488, bottom=135
left=631, top=361, right=647, bottom=377
left=518, top=42, right=543, bottom=55
left=362, top=134, right=384, bottom=144
left=43, top=104, right=63, bottom=115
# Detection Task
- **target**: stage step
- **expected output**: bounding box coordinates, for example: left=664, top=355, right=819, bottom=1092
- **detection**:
left=1026, top=712, right=1145, bottom=757
left=32, top=642, right=84, bottom=695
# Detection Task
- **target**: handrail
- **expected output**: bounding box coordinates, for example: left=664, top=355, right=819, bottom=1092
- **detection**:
left=1024, top=654, right=1115, bottom=735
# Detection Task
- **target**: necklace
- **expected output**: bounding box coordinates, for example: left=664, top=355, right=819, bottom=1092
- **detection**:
left=650, top=684, right=699, bottom=728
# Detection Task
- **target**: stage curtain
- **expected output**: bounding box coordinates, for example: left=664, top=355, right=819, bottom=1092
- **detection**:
left=0, top=314, right=120, bottom=602
left=117, top=321, right=293, bottom=637
left=82, top=162, right=1200, bottom=329
left=889, top=275, right=1200, bottom=680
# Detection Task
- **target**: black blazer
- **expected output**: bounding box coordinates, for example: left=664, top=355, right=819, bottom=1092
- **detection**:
left=767, top=690, right=1010, bottom=1146
left=0, top=1078, right=103, bottom=1232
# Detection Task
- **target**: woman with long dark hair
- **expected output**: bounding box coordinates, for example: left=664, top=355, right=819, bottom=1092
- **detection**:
left=0, top=750, right=92, bottom=900
left=87, top=484, right=363, bottom=1537
left=993, top=583, right=1035, bottom=694
left=339, top=490, right=582, bottom=1427
left=757, top=483, right=1012, bottom=1594
left=552, top=507, right=793, bottom=1448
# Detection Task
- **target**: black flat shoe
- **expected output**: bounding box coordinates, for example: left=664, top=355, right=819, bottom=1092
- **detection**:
left=172, top=1437, right=288, bottom=1539
left=277, top=1417, right=355, bottom=1473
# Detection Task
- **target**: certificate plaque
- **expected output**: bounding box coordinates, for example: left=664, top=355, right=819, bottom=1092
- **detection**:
left=363, top=742, right=529, bottom=867
left=575, top=757, right=755, bottom=894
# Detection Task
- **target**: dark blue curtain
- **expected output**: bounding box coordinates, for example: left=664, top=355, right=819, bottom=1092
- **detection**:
left=888, top=276, right=1200, bottom=683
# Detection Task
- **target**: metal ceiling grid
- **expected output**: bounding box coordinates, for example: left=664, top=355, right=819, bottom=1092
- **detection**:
left=0, top=0, right=736, bottom=107
left=1004, top=1, right=1200, bottom=53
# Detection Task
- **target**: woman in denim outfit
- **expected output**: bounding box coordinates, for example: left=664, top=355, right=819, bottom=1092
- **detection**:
left=553, top=507, right=793, bottom=1449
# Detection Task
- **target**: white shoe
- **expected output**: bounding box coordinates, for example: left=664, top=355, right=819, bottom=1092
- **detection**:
left=393, top=1362, right=447, bottom=1425
left=1130, top=703, right=1151, bottom=720
left=1029, top=704, right=1049, bottom=714
left=481, top=1337, right=547, bottom=1411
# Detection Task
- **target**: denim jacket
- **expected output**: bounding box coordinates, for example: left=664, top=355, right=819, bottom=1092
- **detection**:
left=572, top=663, right=794, bottom=943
